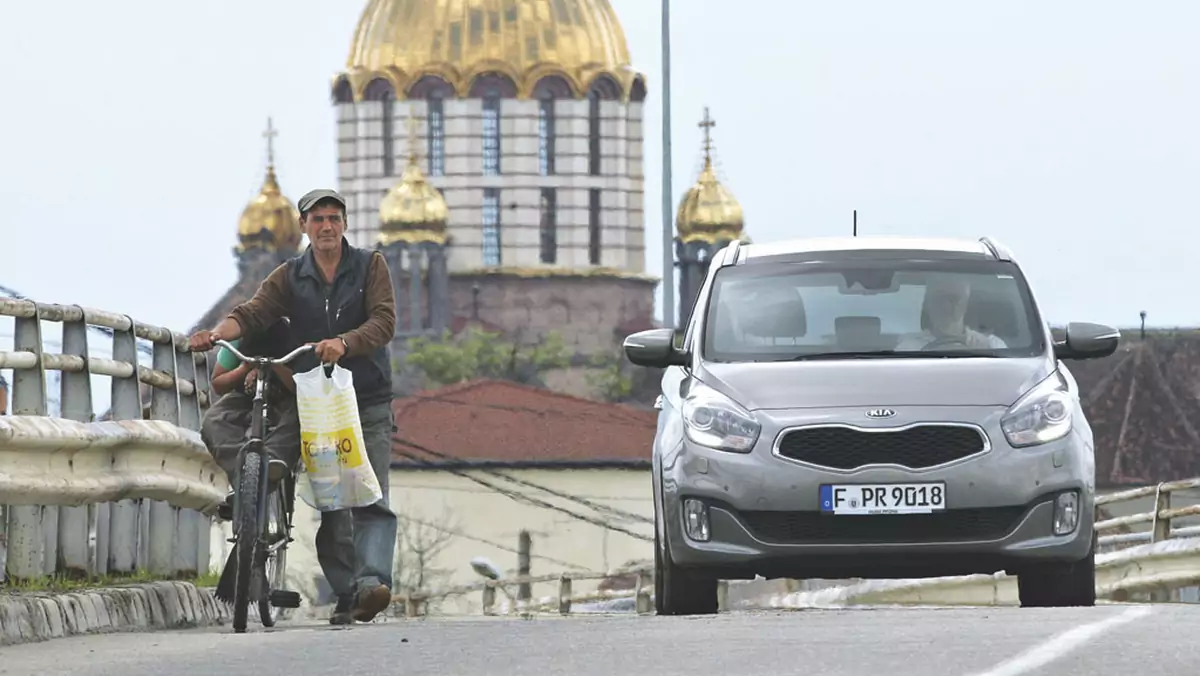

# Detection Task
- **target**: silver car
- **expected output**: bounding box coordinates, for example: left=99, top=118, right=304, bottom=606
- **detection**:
left=625, top=236, right=1119, bottom=614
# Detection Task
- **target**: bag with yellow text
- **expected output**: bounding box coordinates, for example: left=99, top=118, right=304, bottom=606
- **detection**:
left=292, top=363, right=383, bottom=511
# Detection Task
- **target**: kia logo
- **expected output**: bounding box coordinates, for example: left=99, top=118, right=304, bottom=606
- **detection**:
left=865, top=408, right=896, bottom=419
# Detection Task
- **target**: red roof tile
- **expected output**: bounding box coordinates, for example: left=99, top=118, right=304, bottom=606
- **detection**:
left=390, top=379, right=656, bottom=468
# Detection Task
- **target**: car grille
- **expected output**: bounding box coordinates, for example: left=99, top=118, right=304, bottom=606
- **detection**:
left=776, top=425, right=987, bottom=470
left=738, top=506, right=1030, bottom=545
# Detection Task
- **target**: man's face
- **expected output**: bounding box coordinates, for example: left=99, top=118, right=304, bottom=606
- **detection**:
left=303, top=202, right=346, bottom=254
left=926, top=283, right=969, bottom=336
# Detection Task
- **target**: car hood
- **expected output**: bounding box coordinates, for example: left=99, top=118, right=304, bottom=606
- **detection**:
left=699, top=357, right=1052, bottom=410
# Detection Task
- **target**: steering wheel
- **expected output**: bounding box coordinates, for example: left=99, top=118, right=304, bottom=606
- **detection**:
left=921, top=336, right=972, bottom=351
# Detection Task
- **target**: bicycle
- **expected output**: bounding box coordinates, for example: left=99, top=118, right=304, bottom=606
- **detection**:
left=213, top=339, right=313, bottom=633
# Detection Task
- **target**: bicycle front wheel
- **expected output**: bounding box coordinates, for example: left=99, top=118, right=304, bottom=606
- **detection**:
left=258, top=480, right=289, bottom=627
left=232, top=449, right=262, bottom=634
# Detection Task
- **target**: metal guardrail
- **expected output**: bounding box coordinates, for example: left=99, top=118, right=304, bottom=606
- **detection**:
left=1095, top=477, right=1200, bottom=548
left=0, top=298, right=227, bottom=583
left=389, top=567, right=659, bottom=617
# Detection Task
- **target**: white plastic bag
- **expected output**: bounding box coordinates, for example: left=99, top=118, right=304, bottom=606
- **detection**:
left=292, top=362, right=383, bottom=511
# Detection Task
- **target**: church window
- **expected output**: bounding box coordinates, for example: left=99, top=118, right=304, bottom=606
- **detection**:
left=539, top=188, right=557, bottom=264
left=483, top=93, right=501, bottom=175
left=427, top=97, right=445, bottom=176
left=483, top=188, right=501, bottom=266
left=588, top=188, right=601, bottom=265
left=588, top=91, right=601, bottom=176
left=381, top=97, right=395, bottom=176
left=538, top=96, right=555, bottom=175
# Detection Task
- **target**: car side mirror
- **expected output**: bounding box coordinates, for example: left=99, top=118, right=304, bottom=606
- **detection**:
left=1054, top=321, right=1120, bottom=360
left=623, top=328, right=689, bottom=368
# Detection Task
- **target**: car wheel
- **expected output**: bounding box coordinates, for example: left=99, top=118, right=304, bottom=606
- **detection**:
left=654, top=527, right=719, bottom=616
left=1017, top=531, right=1097, bottom=608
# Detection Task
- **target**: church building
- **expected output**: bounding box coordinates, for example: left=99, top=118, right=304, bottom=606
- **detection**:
left=195, top=0, right=662, bottom=400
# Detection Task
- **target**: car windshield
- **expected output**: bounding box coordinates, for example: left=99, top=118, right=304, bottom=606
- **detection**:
left=702, top=257, right=1046, bottom=362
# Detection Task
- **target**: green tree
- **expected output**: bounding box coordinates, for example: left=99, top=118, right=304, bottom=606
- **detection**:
left=403, top=326, right=571, bottom=388
left=586, top=352, right=635, bottom=402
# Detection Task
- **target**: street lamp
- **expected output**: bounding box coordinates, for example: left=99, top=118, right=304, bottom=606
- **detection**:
left=660, top=0, right=675, bottom=329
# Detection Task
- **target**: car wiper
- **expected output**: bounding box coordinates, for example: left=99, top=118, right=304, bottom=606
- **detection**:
left=785, top=349, right=1000, bottom=361
left=787, top=350, right=909, bottom=360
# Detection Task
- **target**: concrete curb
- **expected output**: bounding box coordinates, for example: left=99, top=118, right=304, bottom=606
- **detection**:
left=0, top=581, right=233, bottom=647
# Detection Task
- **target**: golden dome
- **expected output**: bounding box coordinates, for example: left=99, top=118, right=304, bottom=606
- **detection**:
left=337, top=0, right=644, bottom=101
left=379, top=119, right=449, bottom=246
left=237, top=165, right=302, bottom=253
left=675, top=109, right=745, bottom=245
left=237, top=119, right=302, bottom=253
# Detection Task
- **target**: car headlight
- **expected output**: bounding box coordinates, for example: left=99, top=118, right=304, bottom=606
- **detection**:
left=1000, top=373, right=1073, bottom=448
left=681, top=384, right=760, bottom=453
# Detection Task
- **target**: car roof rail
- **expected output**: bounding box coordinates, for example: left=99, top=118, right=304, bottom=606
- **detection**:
left=717, top=238, right=742, bottom=267
left=979, top=237, right=1013, bottom=262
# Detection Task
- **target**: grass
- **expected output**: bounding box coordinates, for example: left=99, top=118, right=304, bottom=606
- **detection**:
left=2, top=568, right=222, bottom=594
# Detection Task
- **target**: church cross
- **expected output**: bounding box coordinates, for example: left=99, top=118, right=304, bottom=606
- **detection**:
left=698, top=107, right=716, bottom=157
left=263, top=117, right=278, bottom=166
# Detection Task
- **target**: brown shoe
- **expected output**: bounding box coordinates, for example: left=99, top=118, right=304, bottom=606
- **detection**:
left=351, top=584, right=392, bottom=622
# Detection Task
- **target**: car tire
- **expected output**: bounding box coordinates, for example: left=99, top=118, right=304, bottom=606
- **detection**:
left=1017, top=531, right=1097, bottom=608
left=654, top=528, right=719, bottom=616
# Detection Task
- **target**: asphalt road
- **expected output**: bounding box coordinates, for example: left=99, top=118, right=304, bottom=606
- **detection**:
left=1, top=604, right=1197, bottom=676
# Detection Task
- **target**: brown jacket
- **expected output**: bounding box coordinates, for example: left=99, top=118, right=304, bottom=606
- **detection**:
left=228, top=250, right=396, bottom=358
left=226, top=240, right=397, bottom=406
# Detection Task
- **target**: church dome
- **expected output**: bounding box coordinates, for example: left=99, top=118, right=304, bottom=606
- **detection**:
left=379, top=143, right=449, bottom=246
left=676, top=109, right=745, bottom=245
left=336, top=0, right=645, bottom=101
left=237, top=164, right=302, bottom=253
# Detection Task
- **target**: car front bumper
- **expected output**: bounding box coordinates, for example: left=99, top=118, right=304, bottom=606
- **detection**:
left=660, top=405, right=1095, bottom=579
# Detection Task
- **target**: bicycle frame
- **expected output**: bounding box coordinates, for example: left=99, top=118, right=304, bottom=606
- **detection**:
left=215, top=341, right=312, bottom=553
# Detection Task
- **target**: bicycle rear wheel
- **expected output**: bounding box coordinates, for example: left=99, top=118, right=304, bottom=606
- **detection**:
left=232, top=448, right=262, bottom=634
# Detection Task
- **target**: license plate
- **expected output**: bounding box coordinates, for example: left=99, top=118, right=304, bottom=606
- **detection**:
left=820, top=482, right=946, bottom=515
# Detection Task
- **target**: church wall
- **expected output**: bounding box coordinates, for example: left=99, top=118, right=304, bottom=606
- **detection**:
left=446, top=273, right=655, bottom=355
left=334, top=98, right=646, bottom=276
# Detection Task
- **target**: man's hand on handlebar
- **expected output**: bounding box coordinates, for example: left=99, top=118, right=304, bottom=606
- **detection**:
left=312, top=337, right=347, bottom=364
left=188, top=330, right=221, bottom=353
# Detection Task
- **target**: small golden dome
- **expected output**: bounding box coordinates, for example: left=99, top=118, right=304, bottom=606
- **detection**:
left=237, top=165, right=302, bottom=253
left=237, top=120, right=302, bottom=253
left=675, top=109, right=745, bottom=245
left=379, top=120, right=449, bottom=246
left=338, top=0, right=644, bottom=101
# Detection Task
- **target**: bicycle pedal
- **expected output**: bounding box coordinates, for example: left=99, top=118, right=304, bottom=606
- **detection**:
left=269, top=590, right=303, bottom=609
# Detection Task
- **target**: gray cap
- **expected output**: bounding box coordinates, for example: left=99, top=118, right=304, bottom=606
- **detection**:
left=297, top=189, right=347, bottom=215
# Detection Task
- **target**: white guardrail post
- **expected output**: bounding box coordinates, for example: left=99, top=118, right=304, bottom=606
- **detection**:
left=0, top=299, right=226, bottom=584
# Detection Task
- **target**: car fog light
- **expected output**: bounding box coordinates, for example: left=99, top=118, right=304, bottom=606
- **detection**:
left=1053, top=491, right=1080, bottom=536
left=683, top=499, right=711, bottom=542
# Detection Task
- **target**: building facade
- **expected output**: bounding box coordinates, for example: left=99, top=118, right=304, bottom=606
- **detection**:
left=196, top=1, right=660, bottom=401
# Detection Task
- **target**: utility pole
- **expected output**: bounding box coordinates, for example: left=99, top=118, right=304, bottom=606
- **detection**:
left=517, top=530, right=531, bottom=604
left=660, top=0, right=675, bottom=329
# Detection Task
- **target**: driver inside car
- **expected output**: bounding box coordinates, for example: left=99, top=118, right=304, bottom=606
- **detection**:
left=895, top=274, right=1007, bottom=350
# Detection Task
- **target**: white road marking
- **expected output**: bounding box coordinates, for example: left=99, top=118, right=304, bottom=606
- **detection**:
left=966, top=605, right=1154, bottom=676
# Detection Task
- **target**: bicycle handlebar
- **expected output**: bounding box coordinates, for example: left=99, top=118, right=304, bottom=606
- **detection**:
left=214, top=339, right=314, bottom=367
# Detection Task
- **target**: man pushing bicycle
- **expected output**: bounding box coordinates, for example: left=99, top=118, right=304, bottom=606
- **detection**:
left=189, top=188, right=399, bottom=626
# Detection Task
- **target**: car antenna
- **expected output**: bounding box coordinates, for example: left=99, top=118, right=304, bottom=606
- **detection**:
left=853, top=209, right=858, bottom=237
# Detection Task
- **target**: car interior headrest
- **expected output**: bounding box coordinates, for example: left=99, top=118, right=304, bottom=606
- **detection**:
left=740, top=297, right=807, bottom=339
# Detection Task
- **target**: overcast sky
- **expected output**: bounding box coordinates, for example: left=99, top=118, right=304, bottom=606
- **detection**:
left=3, top=0, right=1198, bottom=337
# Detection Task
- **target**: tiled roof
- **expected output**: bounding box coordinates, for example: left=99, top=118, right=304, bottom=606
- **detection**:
left=1064, top=328, right=1200, bottom=488
left=390, top=379, right=656, bottom=469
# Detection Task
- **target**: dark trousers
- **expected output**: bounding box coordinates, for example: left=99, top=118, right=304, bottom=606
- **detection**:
left=200, top=393, right=397, bottom=597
